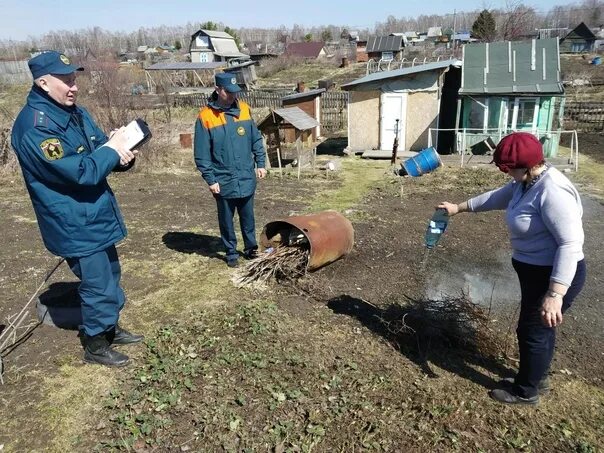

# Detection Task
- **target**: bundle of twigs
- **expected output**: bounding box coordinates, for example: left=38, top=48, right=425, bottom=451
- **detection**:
left=237, top=246, right=310, bottom=285
left=380, top=294, right=503, bottom=359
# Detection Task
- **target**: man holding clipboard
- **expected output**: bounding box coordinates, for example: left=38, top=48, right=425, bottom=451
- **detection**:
left=11, top=51, right=146, bottom=367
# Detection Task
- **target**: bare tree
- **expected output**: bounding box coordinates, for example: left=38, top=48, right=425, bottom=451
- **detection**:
left=500, top=1, right=538, bottom=40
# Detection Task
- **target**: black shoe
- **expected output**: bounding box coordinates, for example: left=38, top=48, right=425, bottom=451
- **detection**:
left=83, top=334, right=129, bottom=367
left=243, top=249, right=259, bottom=260
left=489, top=388, right=539, bottom=405
left=227, top=258, right=239, bottom=268
left=499, top=377, right=551, bottom=394
left=112, top=325, right=144, bottom=345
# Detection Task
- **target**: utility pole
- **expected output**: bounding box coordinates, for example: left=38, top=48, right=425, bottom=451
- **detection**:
left=452, top=9, right=457, bottom=50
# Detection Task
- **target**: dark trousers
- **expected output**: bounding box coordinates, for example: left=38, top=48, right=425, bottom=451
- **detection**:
left=512, top=258, right=586, bottom=398
left=215, top=194, right=257, bottom=261
left=66, top=245, right=125, bottom=337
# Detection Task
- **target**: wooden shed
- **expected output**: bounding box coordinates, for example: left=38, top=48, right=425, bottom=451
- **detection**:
left=366, top=35, right=405, bottom=61
left=458, top=38, right=564, bottom=157
left=341, top=60, right=461, bottom=155
left=223, top=60, right=259, bottom=90
left=280, top=88, right=325, bottom=141
left=560, top=22, right=596, bottom=53
left=257, top=107, right=320, bottom=170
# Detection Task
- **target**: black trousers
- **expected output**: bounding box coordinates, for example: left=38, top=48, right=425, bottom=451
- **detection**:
left=512, top=258, right=587, bottom=398
left=215, top=194, right=257, bottom=262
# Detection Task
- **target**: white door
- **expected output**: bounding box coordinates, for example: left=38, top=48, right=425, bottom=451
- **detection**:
left=380, top=92, right=406, bottom=151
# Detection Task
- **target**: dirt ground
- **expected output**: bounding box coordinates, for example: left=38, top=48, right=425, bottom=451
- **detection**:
left=0, top=140, right=603, bottom=451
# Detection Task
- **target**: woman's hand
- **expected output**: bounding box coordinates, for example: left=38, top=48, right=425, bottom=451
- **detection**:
left=541, top=295, right=564, bottom=327
left=438, top=202, right=460, bottom=216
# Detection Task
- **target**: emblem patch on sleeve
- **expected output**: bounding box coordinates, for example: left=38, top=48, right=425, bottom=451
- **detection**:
left=237, top=126, right=246, bottom=136
left=40, top=138, right=64, bottom=160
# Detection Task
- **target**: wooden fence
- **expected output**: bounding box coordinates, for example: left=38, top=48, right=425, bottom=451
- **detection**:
left=564, top=101, right=604, bottom=132
left=0, top=60, right=31, bottom=85
left=320, top=91, right=348, bottom=132
left=174, top=90, right=348, bottom=133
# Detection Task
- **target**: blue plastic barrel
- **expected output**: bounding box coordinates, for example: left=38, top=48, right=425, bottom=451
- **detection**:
left=401, top=147, right=442, bottom=177
left=592, top=56, right=601, bottom=65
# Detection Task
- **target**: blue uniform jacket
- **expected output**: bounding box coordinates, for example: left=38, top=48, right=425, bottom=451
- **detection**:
left=11, top=85, right=129, bottom=258
left=193, top=94, right=265, bottom=199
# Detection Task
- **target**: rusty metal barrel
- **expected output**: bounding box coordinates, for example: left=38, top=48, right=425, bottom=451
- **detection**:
left=260, top=210, right=354, bottom=271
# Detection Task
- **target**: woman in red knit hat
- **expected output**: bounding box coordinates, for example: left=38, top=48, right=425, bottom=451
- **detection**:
left=438, top=132, right=586, bottom=405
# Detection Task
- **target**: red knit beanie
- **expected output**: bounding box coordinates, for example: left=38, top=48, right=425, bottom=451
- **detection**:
left=493, top=132, right=544, bottom=173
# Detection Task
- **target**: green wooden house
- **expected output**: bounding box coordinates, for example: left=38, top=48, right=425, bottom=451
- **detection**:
left=457, top=38, right=563, bottom=157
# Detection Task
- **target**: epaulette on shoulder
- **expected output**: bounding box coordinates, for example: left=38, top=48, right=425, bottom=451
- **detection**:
left=33, top=111, right=49, bottom=128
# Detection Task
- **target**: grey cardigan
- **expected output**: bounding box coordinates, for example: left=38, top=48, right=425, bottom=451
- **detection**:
left=468, top=167, right=584, bottom=287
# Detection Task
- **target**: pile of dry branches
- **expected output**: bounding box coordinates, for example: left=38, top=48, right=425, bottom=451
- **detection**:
left=237, top=246, right=310, bottom=285
left=381, top=294, right=504, bottom=359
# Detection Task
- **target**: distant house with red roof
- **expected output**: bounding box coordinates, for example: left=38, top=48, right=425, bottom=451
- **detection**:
left=284, top=41, right=327, bottom=60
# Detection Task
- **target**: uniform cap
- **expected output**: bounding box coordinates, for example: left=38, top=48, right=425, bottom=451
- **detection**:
left=493, top=132, right=544, bottom=173
left=215, top=72, right=241, bottom=93
left=28, top=51, right=84, bottom=79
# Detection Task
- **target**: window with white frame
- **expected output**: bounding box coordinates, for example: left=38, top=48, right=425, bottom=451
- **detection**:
left=508, top=97, right=540, bottom=131
left=381, top=51, right=394, bottom=61
left=517, top=99, right=537, bottom=127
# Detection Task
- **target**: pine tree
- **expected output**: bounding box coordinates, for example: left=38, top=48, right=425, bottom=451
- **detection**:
left=200, top=21, right=218, bottom=31
left=472, top=9, right=496, bottom=42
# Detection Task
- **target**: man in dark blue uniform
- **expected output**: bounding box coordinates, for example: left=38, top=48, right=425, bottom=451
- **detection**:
left=194, top=73, right=266, bottom=268
left=11, top=51, right=143, bottom=367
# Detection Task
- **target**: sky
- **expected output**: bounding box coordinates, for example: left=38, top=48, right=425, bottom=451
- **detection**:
left=0, top=0, right=567, bottom=41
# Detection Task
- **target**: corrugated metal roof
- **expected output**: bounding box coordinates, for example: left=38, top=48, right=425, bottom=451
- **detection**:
left=366, top=35, right=404, bottom=52
left=341, top=59, right=461, bottom=90
left=273, top=107, right=319, bottom=130
left=146, top=62, right=224, bottom=70
left=459, top=38, right=563, bottom=94
left=281, top=88, right=326, bottom=102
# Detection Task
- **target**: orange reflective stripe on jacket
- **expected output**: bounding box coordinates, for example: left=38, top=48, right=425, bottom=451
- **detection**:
left=198, top=101, right=252, bottom=130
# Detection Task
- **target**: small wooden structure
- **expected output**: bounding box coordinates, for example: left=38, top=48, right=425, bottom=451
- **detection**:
left=223, top=60, right=259, bottom=90
left=560, top=22, right=596, bottom=53
left=189, top=29, right=250, bottom=64
left=281, top=88, right=325, bottom=141
left=366, top=35, right=405, bottom=61
left=257, top=107, right=320, bottom=177
left=144, top=62, right=224, bottom=93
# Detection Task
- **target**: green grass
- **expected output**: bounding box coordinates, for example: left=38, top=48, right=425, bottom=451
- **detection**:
left=96, top=300, right=604, bottom=452
left=308, top=157, right=386, bottom=213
